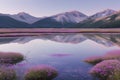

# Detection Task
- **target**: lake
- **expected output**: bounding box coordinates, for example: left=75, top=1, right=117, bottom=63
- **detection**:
left=0, top=33, right=120, bottom=80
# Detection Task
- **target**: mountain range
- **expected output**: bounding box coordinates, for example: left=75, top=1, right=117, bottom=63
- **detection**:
left=0, top=9, right=119, bottom=28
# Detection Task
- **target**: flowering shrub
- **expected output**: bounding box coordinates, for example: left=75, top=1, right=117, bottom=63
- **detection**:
left=25, top=65, right=58, bottom=80
left=84, top=56, right=103, bottom=65
left=89, top=60, right=120, bottom=80
left=103, top=50, right=120, bottom=60
left=0, top=67, right=16, bottom=80
left=0, top=52, right=24, bottom=64
left=84, top=50, right=120, bottom=65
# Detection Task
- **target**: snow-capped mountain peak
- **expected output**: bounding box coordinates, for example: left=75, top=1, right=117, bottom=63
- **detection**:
left=89, top=9, right=116, bottom=19
left=51, top=11, right=88, bottom=23
left=17, top=12, right=28, bottom=15
left=10, top=12, right=41, bottom=24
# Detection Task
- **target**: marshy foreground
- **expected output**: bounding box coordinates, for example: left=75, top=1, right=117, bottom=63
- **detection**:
left=0, top=33, right=120, bottom=80
left=0, top=52, right=58, bottom=80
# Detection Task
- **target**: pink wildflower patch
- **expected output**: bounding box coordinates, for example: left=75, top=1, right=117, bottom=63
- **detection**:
left=90, top=60, right=120, bottom=80
left=103, top=50, right=120, bottom=60
left=84, top=56, right=103, bottom=65
left=0, top=52, right=24, bottom=64
left=0, top=67, right=16, bottom=80
left=25, top=65, right=58, bottom=80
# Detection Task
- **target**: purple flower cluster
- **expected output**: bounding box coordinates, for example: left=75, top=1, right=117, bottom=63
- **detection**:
left=103, top=50, right=120, bottom=60
left=0, top=52, right=24, bottom=64
left=25, top=65, right=58, bottom=80
left=0, top=52, right=24, bottom=79
left=85, top=50, right=120, bottom=79
left=84, top=56, right=103, bottom=65
left=84, top=50, right=120, bottom=65
left=90, top=60, right=120, bottom=80
left=0, top=67, right=16, bottom=80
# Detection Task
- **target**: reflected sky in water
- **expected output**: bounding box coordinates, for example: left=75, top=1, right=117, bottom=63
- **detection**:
left=0, top=33, right=120, bottom=80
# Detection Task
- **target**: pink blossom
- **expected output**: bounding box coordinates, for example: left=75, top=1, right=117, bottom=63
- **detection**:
left=0, top=52, right=24, bottom=64
left=90, top=60, right=120, bottom=80
left=25, top=65, right=58, bottom=80
left=84, top=56, right=103, bottom=65
left=103, top=50, right=120, bottom=60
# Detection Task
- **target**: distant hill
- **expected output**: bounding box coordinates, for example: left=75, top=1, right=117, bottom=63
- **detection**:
left=88, top=9, right=116, bottom=20
left=0, top=9, right=120, bottom=28
left=31, top=11, right=88, bottom=28
left=0, top=16, right=29, bottom=28
left=9, top=12, right=41, bottom=24
left=75, top=11, right=120, bottom=28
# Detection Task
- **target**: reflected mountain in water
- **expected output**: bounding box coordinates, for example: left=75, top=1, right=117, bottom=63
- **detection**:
left=0, top=33, right=120, bottom=47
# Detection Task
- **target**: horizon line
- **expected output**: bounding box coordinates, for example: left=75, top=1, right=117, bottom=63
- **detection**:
left=0, top=8, right=119, bottom=17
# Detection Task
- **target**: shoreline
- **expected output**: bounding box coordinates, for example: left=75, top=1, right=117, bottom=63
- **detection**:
left=0, top=28, right=120, bottom=33
left=0, top=28, right=120, bottom=37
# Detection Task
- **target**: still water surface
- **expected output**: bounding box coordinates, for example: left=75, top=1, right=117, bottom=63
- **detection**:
left=0, top=33, right=120, bottom=80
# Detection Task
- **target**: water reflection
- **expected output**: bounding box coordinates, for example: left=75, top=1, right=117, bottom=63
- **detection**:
left=0, top=33, right=120, bottom=46
left=0, top=33, right=119, bottom=80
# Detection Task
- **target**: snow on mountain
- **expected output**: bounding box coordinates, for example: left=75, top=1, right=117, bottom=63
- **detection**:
left=0, top=9, right=116, bottom=25
left=89, top=9, right=116, bottom=20
left=10, top=12, right=41, bottom=24
left=51, top=11, right=88, bottom=23
left=0, top=9, right=119, bottom=28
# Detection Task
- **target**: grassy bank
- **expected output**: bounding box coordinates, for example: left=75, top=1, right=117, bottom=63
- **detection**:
left=0, top=28, right=120, bottom=33
left=0, top=28, right=120, bottom=37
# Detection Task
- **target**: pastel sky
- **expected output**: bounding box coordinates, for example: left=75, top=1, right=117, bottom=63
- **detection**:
left=0, top=0, right=120, bottom=17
